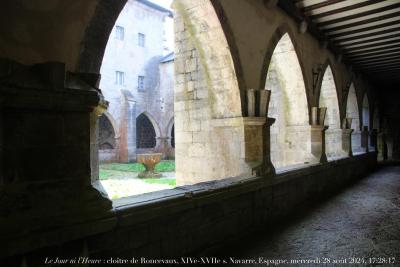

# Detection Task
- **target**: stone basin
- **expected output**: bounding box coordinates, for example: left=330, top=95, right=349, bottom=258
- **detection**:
left=137, top=153, right=163, bottom=178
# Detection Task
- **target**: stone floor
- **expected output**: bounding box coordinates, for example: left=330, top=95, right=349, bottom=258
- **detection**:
left=217, top=165, right=400, bottom=266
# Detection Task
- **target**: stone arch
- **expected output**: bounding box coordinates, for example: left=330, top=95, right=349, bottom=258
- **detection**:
left=98, top=113, right=117, bottom=150
left=319, top=65, right=343, bottom=158
left=362, top=93, right=370, bottom=129
left=346, top=83, right=362, bottom=153
left=102, top=111, right=119, bottom=138
left=265, top=32, right=314, bottom=168
left=173, top=0, right=243, bottom=119
left=261, top=24, right=312, bottom=120
left=174, top=0, right=250, bottom=185
left=167, top=117, right=175, bottom=148
left=77, top=0, right=128, bottom=73
left=98, top=113, right=119, bottom=163
left=136, top=112, right=161, bottom=150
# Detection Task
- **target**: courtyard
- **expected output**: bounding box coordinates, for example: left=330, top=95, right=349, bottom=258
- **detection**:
left=99, top=161, right=176, bottom=199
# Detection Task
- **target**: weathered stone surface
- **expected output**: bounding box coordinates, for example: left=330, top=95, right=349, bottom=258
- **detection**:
left=0, top=153, right=376, bottom=262
left=218, top=165, right=400, bottom=264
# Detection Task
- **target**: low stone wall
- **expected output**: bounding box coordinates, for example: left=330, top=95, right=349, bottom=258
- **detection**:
left=99, top=149, right=119, bottom=163
left=1, top=153, right=376, bottom=264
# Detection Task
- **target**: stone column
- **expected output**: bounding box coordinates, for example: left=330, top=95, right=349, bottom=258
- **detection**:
left=342, top=118, right=354, bottom=157
left=369, top=129, right=378, bottom=151
left=377, top=131, right=384, bottom=161
left=361, top=126, right=369, bottom=152
left=0, top=61, right=113, bottom=252
left=244, top=89, right=275, bottom=176
left=310, top=107, right=328, bottom=163
left=90, top=103, right=109, bottom=196
left=156, top=136, right=171, bottom=159
left=0, top=97, right=3, bottom=187
left=119, top=90, right=136, bottom=162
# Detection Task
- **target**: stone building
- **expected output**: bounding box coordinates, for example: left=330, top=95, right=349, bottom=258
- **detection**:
left=97, top=0, right=174, bottom=163
left=0, top=0, right=400, bottom=264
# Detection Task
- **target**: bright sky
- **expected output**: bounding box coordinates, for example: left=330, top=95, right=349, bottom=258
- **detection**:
left=149, top=0, right=173, bottom=10
left=148, top=0, right=174, bottom=52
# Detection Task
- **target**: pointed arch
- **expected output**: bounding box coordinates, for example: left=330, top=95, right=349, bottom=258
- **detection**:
left=265, top=32, right=314, bottom=168
left=261, top=24, right=312, bottom=120
left=136, top=112, right=161, bottom=149
left=346, top=83, right=362, bottom=153
left=98, top=113, right=117, bottom=150
left=166, top=117, right=175, bottom=148
left=362, top=93, right=370, bottom=129
left=102, top=111, right=119, bottom=138
left=173, top=0, right=243, bottom=118
left=319, top=64, right=343, bottom=158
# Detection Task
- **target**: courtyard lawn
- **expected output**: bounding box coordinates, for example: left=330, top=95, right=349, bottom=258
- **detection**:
left=100, top=160, right=175, bottom=174
left=99, top=160, right=176, bottom=199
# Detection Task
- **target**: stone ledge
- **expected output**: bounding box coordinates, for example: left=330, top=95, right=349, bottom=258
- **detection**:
left=113, top=152, right=375, bottom=225
left=0, top=152, right=376, bottom=259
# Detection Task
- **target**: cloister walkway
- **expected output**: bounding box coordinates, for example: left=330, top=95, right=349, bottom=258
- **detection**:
left=217, top=164, right=400, bottom=265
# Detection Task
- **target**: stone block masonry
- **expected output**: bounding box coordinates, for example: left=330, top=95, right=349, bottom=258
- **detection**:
left=0, top=153, right=376, bottom=262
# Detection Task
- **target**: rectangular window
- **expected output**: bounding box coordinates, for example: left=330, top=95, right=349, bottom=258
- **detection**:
left=138, top=76, right=145, bottom=90
left=115, top=71, right=124, bottom=85
left=138, top=33, right=145, bottom=47
left=116, top=26, right=124, bottom=40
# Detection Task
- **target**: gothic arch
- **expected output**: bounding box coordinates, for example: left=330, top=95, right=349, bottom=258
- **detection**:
left=136, top=112, right=161, bottom=149
left=98, top=113, right=117, bottom=150
left=166, top=117, right=174, bottom=147
left=261, top=24, right=312, bottom=120
left=346, top=83, right=362, bottom=153
left=362, top=93, right=370, bottom=130
left=77, top=0, right=128, bottom=73
left=319, top=64, right=343, bottom=158
left=102, top=111, right=119, bottom=138
left=265, top=32, right=314, bottom=168
left=173, top=0, right=243, bottom=118
left=174, top=0, right=251, bottom=185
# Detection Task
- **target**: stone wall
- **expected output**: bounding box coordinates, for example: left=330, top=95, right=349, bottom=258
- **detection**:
left=173, top=0, right=250, bottom=185
left=0, top=153, right=376, bottom=263
left=99, top=0, right=174, bottom=162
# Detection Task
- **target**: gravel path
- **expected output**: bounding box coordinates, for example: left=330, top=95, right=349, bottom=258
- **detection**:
left=100, top=170, right=175, bottom=199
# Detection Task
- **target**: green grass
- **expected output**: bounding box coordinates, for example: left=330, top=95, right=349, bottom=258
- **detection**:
left=154, top=160, right=175, bottom=172
left=99, top=170, right=113, bottom=180
left=143, top=178, right=176, bottom=187
left=100, top=160, right=175, bottom=173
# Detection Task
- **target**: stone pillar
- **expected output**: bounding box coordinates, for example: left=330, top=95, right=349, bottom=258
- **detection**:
left=342, top=118, right=354, bottom=157
left=243, top=89, right=275, bottom=176
left=361, top=126, right=369, bottom=152
left=156, top=136, right=171, bottom=159
left=119, top=90, right=136, bottom=162
left=310, top=107, right=328, bottom=163
left=90, top=103, right=109, bottom=196
left=377, top=132, right=384, bottom=161
left=370, top=129, right=378, bottom=151
left=0, top=61, right=112, bottom=250
left=0, top=97, right=3, bottom=187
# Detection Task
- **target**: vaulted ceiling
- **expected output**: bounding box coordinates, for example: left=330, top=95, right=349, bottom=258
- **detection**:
left=281, top=0, right=400, bottom=86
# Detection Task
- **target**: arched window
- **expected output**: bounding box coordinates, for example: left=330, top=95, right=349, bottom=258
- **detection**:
left=266, top=33, right=313, bottom=169
left=319, top=66, right=343, bottom=159
left=98, top=114, right=116, bottom=150
left=346, top=83, right=361, bottom=153
left=136, top=113, right=157, bottom=149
